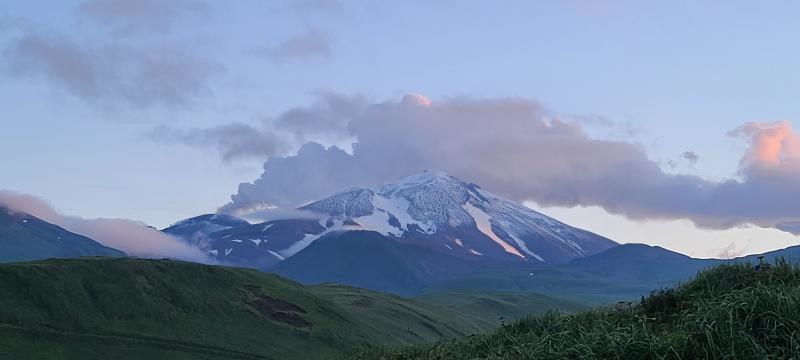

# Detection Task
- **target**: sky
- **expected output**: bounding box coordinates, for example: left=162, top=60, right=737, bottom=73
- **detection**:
left=2, top=0, right=800, bottom=258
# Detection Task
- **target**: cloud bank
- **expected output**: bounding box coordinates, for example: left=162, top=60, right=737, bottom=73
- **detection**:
left=0, top=0, right=219, bottom=108
left=4, top=32, right=219, bottom=107
left=210, top=94, right=800, bottom=235
left=152, top=122, right=290, bottom=162
left=154, top=92, right=366, bottom=160
left=0, top=190, right=211, bottom=262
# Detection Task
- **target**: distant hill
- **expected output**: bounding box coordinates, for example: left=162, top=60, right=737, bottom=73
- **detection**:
left=735, top=244, right=800, bottom=264
left=421, top=244, right=707, bottom=302
left=422, top=242, right=800, bottom=303
left=562, top=243, right=707, bottom=282
left=0, top=207, right=124, bottom=262
left=271, top=232, right=800, bottom=300
left=0, top=257, right=574, bottom=360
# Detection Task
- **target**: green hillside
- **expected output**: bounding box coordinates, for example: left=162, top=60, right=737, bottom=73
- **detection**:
left=359, top=260, right=800, bottom=359
left=415, top=292, right=583, bottom=329
left=0, top=257, right=572, bottom=360
left=0, top=208, right=125, bottom=262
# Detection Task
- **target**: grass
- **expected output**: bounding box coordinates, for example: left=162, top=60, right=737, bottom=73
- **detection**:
left=415, top=292, right=583, bottom=329
left=0, top=257, right=573, bottom=359
left=357, top=259, right=800, bottom=359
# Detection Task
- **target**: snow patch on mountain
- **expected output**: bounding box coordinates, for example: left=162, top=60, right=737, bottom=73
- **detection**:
left=268, top=250, right=285, bottom=260
left=300, top=170, right=617, bottom=264
left=371, top=194, right=436, bottom=234
left=279, top=233, right=322, bottom=257
left=463, top=202, right=524, bottom=258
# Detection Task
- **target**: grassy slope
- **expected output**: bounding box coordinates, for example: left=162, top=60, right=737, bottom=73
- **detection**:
left=0, top=258, right=572, bottom=360
left=0, top=210, right=125, bottom=262
left=359, top=260, right=800, bottom=359
left=415, top=292, right=583, bottom=329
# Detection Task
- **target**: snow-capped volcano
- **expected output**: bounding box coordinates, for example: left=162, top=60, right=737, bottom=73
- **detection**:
left=164, top=170, right=617, bottom=270
left=301, top=170, right=617, bottom=264
left=162, top=214, right=249, bottom=250
left=163, top=214, right=324, bottom=269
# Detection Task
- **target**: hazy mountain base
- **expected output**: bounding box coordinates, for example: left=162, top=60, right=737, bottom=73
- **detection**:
left=358, top=260, right=800, bottom=360
left=0, top=258, right=576, bottom=360
left=421, top=243, right=710, bottom=304
left=422, top=243, right=800, bottom=305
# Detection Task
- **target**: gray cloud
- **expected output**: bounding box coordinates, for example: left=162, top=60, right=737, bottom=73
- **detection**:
left=222, top=142, right=369, bottom=210
left=273, top=91, right=367, bottom=141
left=262, top=28, right=332, bottom=63
left=0, top=190, right=211, bottom=262
left=154, top=93, right=366, bottom=160
left=152, top=123, right=290, bottom=162
left=1, top=0, right=219, bottom=109
left=221, top=94, right=800, bottom=235
left=682, top=151, right=699, bottom=165
left=2, top=30, right=220, bottom=108
left=78, top=0, right=207, bottom=36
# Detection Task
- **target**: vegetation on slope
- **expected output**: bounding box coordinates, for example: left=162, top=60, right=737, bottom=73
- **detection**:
left=359, top=260, right=800, bottom=359
left=0, top=208, right=124, bottom=262
left=415, top=292, right=582, bottom=329
left=0, top=257, right=572, bottom=360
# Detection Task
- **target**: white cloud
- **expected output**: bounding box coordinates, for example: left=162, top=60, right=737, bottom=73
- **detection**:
left=0, top=190, right=212, bottom=262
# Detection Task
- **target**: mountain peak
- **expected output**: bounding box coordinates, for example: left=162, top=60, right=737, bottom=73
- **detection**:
left=384, top=169, right=460, bottom=187
left=169, top=214, right=249, bottom=229
left=378, top=170, right=474, bottom=198
left=301, top=171, right=617, bottom=264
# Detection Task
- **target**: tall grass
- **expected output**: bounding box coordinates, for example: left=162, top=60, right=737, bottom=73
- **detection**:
left=358, top=259, right=800, bottom=359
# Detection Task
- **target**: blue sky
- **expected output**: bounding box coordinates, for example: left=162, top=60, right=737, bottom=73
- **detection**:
left=2, top=0, right=800, bottom=257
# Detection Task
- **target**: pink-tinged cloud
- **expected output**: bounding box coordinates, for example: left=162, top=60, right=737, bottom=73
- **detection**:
left=733, top=121, right=800, bottom=170
left=0, top=190, right=212, bottom=262
left=402, top=93, right=432, bottom=107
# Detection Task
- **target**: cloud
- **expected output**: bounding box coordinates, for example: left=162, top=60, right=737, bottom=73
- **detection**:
left=223, top=142, right=367, bottom=210
left=2, top=31, right=220, bottom=108
left=272, top=91, right=367, bottom=141
left=219, top=94, right=800, bottom=235
left=152, top=123, right=290, bottom=162
left=78, top=0, right=207, bottom=36
left=731, top=121, right=800, bottom=171
left=154, top=93, right=366, bottom=160
left=681, top=151, right=699, bottom=165
left=0, top=190, right=211, bottom=262
left=1, top=1, right=218, bottom=109
left=262, top=28, right=332, bottom=62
